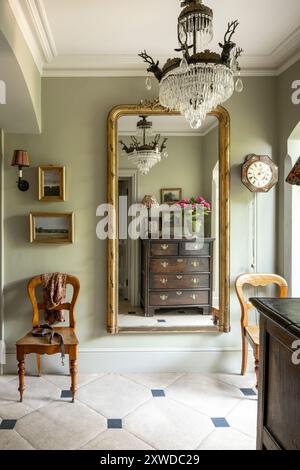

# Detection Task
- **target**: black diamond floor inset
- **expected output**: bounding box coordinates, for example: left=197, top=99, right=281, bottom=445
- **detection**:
left=107, top=419, right=122, bottom=429
left=61, top=390, right=73, bottom=398
left=0, top=420, right=17, bottom=430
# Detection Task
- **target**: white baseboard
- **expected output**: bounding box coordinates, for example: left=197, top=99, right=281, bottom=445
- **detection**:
left=4, top=348, right=253, bottom=375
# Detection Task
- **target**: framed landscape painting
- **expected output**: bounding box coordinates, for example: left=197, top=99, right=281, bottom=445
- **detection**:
left=38, top=166, right=66, bottom=201
left=30, top=212, right=74, bottom=244
left=161, top=188, right=182, bottom=205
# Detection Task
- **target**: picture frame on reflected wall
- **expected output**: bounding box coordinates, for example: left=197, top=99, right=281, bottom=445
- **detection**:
left=30, top=212, right=74, bottom=244
left=161, top=188, right=182, bottom=205
left=38, top=166, right=66, bottom=201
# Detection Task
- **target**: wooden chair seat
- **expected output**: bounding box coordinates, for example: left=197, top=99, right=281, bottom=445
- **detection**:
left=245, top=325, right=259, bottom=347
left=235, top=273, right=288, bottom=387
left=16, top=328, right=78, bottom=348
left=16, top=274, right=80, bottom=402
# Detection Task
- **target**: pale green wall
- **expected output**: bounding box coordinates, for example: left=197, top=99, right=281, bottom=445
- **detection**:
left=0, top=1, right=41, bottom=131
left=3, top=76, right=277, bottom=357
left=119, top=135, right=204, bottom=203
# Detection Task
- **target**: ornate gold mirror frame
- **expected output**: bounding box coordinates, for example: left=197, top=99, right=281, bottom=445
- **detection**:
left=107, top=101, right=230, bottom=334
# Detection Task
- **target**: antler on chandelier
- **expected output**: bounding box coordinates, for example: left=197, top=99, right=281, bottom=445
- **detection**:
left=138, top=51, right=163, bottom=81
left=219, top=19, right=241, bottom=65
left=223, top=20, right=239, bottom=44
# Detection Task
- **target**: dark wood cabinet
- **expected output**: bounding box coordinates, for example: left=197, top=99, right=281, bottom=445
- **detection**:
left=141, top=238, right=214, bottom=317
left=250, top=298, right=300, bottom=450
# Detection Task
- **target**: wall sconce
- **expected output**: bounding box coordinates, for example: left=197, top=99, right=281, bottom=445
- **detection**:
left=11, top=150, right=30, bottom=191
left=286, top=156, right=300, bottom=186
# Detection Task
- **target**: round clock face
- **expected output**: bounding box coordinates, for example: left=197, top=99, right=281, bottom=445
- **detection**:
left=246, top=161, right=273, bottom=189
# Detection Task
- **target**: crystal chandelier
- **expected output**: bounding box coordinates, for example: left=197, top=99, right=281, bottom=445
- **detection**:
left=139, top=0, right=243, bottom=129
left=119, top=116, right=168, bottom=176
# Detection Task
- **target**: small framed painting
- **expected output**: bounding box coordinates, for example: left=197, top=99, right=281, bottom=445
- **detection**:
left=38, top=166, right=66, bottom=201
left=30, top=212, right=74, bottom=244
left=161, top=188, right=182, bottom=205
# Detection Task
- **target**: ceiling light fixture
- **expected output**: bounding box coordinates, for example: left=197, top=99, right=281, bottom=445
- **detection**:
left=119, top=116, right=168, bottom=176
left=139, top=0, right=243, bottom=129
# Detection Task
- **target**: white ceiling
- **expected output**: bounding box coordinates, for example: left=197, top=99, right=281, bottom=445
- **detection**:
left=118, top=115, right=217, bottom=136
left=8, top=0, right=300, bottom=76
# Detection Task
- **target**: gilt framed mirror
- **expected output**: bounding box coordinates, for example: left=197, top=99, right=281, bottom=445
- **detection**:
left=107, top=100, right=230, bottom=334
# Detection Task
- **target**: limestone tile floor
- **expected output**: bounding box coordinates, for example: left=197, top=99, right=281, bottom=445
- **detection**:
left=0, top=372, right=257, bottom=450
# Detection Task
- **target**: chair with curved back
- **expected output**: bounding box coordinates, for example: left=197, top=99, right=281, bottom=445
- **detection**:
left=235, top=273, right=288, bottom=386
left=16, top=274, right=80, bottom=402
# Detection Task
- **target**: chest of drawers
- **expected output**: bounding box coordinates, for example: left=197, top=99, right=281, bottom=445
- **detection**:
left=141, top=238, right=214, bottom=317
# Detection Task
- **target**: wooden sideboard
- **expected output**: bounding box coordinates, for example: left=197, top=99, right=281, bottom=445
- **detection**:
left=141, top=238, right=214, bottom=317
left=250, top=298, right=300, bottom=450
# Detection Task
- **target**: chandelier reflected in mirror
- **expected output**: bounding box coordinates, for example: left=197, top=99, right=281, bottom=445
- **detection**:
left=119, top=116, right=168, bottom=176
left=139, top=0, right=243, bottom=129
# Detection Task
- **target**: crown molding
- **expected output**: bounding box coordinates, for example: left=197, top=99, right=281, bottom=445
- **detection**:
left=119, top=121, right=218, bottom=138
left=42, top=54, right=279, bottom=77
left=8, top=1, right=300, bottom=78
left=8, top=0, right=57, bottom=73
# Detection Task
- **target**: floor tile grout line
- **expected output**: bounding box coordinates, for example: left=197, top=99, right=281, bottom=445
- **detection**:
left=163, top=392, right=244, bottom=421
left=120, top=423, right=158, bottom=450
left=207, top=374, right=256, bottom=393
left=11, top=428, right=36, bottom=450
left=75, top=392, right=153, bottom=421
left=229, top=424, right=257, bottom=440
left=42, top=373, right=108, bottom=390
left=120, top=372, right=186, bottom=391
left=195, top=428, right=216, bottom=450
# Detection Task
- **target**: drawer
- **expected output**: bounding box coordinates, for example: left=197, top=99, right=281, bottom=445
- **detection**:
left=180, top=241, right=210, bottom=256
left=150, top=257, right=210, bottom=273
left=150, top=273, right=210, bottom=289
left=150, top=290, right=210, bottom=306
left=150, top=243, right=178, bottom=256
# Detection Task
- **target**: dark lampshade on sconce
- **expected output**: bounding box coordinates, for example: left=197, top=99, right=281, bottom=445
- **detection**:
left=11, top=150, right=30, bottom=191
left=286, top=156, right=300, bottom=186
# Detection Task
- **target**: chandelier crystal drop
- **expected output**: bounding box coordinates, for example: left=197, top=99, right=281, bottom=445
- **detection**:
left=139, top=0, right=243, bottom=129
left=119, top=116, right=168, bottom=176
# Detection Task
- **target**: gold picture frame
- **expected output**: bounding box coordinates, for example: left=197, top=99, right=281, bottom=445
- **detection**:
left=107, top=100, right=231, bottom=335
left=161, top=188, right=182, bottom=205
left=30, top=212, right=74, bottom=244
left=38, top=166, right=66, bottom=201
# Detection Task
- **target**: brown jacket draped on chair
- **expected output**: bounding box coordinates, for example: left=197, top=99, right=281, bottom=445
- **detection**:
left=42, top=273, right=67, bottom=324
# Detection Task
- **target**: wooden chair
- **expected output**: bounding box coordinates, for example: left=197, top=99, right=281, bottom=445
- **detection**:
left=235, top=273, right=288, bottom=385
left=16, top=274, right=80, bottom=402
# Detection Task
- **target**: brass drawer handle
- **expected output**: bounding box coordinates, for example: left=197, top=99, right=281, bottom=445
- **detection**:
left=192, top=278, right=199, bottom=284
left=191, top=294, right=197, bottom=300
left=176, top=275, right=183, bottom=280
left=160, top=295, right=168, bottom=301
left=160, top=278, right=168, bottom=285
left=161, top=261, right=169, bottom=268
left=191, top=261, right=200, bottom=268
left=161, top=244, right=169, bottom=251
left=177, top=259, right=184, bottom=264
left=176, top=291, right=183, bottom=296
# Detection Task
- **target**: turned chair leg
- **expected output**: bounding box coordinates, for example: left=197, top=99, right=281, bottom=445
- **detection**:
left=241, top=334, right=248, bottom=375
left=18, top=357, right=25, bottom=402
left=36, top=354, right=42, bottom=377
left=70, top=358, right=78, bottom=403
left=254, top=347, right=259, bottom=389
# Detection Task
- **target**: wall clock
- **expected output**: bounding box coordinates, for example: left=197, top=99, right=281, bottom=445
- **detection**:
left=241, top=154, right=278, bottom=193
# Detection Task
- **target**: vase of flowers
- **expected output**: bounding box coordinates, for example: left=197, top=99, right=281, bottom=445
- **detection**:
left=176, top=196, right=211, bottom=234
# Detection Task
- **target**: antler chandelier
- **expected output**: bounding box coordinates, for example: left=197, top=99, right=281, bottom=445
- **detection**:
left=139, top=0, right=243, bottom=129
left=119, top=116, right=168, bottom=176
